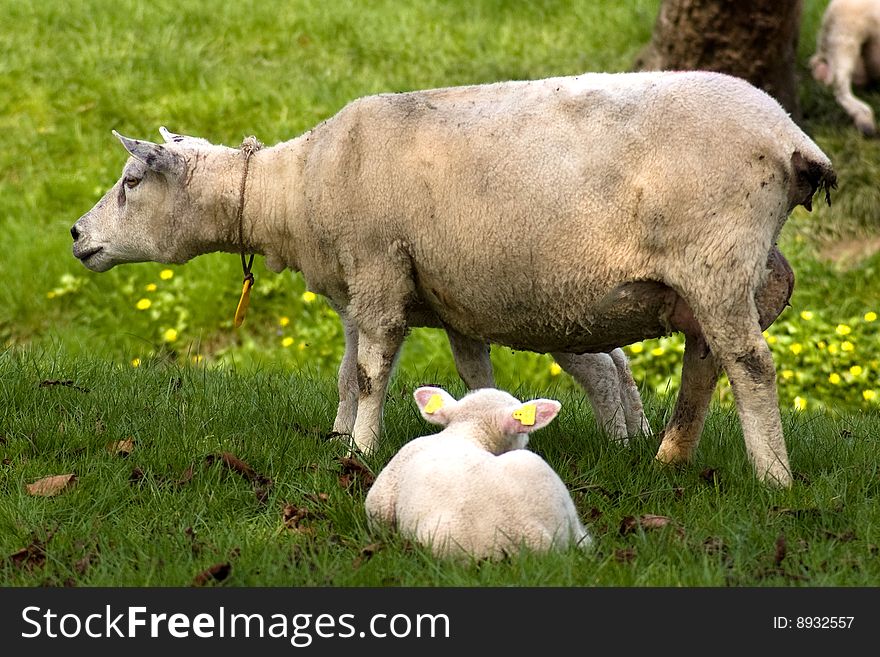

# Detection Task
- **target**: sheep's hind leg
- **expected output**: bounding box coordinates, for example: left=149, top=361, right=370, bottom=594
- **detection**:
left=609, top=348, right=651, bottom=436
left=446, top=328, right=494, bottom=390
left=655, top=334, right=721, bottom=465
left=682, top=292, right=791, bottom=487
left=551, top=351, right=629, bottom=441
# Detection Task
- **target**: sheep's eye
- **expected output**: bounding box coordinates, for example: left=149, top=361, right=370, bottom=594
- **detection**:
left=123, top=176, right=140, bottom=189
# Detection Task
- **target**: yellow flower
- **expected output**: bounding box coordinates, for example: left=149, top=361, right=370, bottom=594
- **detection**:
left=136, top=298, right=151, bottom=310
left=865, top=312, right=877, bottom=322
left=863, top=389, right=877, bottom=401
left=766, top=335, right=777, bottom=345
left=162, top=328, right=178, bottom=342
left=297, top=341, right=307, bottom=350
left=279, top=316, right=290, bottom=327
left=131, top=358, right=141, bottom=368
left=793, top=396, right=807, bottom=411
left=191, top=355, right=204, bottom=364
left=145, top=283, right=157, bottom=292
left=836, top=324, right=852, bottom=336
left=850, top=365, right=863, bottom=376
left=828, top=373, right=841, bottom=385
left=817, top=341, right=826, bottom=350
left=842, top=341, right=855, bottom=352
left=46, top=291, right=56, bottom=299
left=629, top=343, right=644, bottom=354
left=828, top=343, right=839, bottom=355
left=800, top=310, right=814, bottom=321
left=159, top=269, right=174, bottom=280
left=281, top=337, right=294, bottom=348
left=549, top=362, right=562, bottom=376
left=650, top=347, right=665, bottom=357
left=781, top=370, right=794, bottom=380
left=302, top=291, right=317, bottom=303
left=789, top=343, right=803, bottom=355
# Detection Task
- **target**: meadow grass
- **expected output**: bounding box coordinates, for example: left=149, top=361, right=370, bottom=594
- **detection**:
left=1, top=348, right=879, bottom=586
left=1, top=0, right=879, bottom=586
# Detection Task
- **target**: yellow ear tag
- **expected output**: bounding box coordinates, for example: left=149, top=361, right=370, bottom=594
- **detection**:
left=423, top=393, right=445, bottom=414
left=233, top=277, right=254, bottom=328
left=512, top=404, right=536, bottom=426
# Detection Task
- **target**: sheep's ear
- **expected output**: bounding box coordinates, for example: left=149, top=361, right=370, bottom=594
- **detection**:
left=113, top=130, right=184, bottom=177
left=502, top=399, right=561, bottom=434
left=413, top=386, right=458, bottom=426
left=159, top=126, right=187, bottom=144
left=159, top=126, right=211, bottom=146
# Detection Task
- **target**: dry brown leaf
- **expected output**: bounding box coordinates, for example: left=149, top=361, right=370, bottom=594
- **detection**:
left=353, top=542, right=383, bottom=569
left=207, top=452, right=272, bottom=487
left=336, top=456, right=375, bottom=490
left=282, top=504, right=312, bottom=530
left=108, top=438, right=135, bottom=456
left=191, top=562, right=231, bottom=586
left=774, top=534, right=787, bottom=566
left=26, top=474, right=76, bottom=497
left=619, top=514, right=680, bottom=536
left=614, top=547, right=636, bottom=563
left=176, top=464, right=195, bottom=487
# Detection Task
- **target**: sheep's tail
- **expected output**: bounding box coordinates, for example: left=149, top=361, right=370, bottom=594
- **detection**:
left=789, top=149, right=837, bottom=212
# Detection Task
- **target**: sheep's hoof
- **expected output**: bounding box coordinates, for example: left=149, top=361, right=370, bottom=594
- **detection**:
left=759, top=464, right=793, bottom=488
left=856, top=119, right=877, bottom=138
left=654, top=436, right=695, bottom=465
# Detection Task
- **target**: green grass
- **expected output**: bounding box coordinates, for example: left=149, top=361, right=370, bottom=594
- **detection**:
left=2, top=349, right=879, bottom=586
left=1, top=0, right=880, bottom=586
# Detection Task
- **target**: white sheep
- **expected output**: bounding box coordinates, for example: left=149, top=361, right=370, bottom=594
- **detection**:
left=810, top=0, right=880, bottom=136
left=71, top=70, right=835, bottom=487
left=363, top=386, right=591, bottom=560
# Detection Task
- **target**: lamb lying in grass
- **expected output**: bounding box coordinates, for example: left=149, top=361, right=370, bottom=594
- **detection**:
left=364, top=386, right=591, bottom=560
left=810, top=0, right=880, bottom=136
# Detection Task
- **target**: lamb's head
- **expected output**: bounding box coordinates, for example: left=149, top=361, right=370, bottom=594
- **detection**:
left=70, top=128, right=237, bottom=272
left=413, top=386, right=561, bottom=454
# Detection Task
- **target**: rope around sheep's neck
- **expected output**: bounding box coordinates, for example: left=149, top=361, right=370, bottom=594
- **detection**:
left=233, top=135, right=264, bottom=328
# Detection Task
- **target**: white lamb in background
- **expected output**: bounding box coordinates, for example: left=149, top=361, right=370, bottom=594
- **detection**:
left=810, top=0, right=880, bottom=136
left=363, top=386, right=591, bottom=560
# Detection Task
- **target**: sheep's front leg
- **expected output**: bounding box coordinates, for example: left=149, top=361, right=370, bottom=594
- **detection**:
left=350, top=327, right=404, bottom=454
left=655, top=334, right=721, bottom=465
left=332, top=313, right=359, bottom=435
left=551, top=351, right=629, bottom=441
left=446, top=328, right=494, bottom=390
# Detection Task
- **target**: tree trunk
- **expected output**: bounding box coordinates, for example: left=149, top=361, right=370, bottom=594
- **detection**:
left=635, top=0, right=803, bottom=119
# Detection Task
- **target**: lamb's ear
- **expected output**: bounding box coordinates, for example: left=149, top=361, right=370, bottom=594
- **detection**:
left=502, top=399, right=561, bottom=434
left=413, top=387, right=458, bottom=426
left=113, top=130, right=185, bottom=177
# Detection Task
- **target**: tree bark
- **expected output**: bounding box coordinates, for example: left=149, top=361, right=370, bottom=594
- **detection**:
left=635, top=0, right=803, bottom=119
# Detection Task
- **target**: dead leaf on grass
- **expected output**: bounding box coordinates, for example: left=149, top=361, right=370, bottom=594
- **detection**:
left=176, top=464, right=195, bottom=487
left=353, top=542, right=383, bottom=569
left=614, top=547, right=636, bottom=563
left=774, top=534, right=787, bottom=567
left=336, top=456, right=375, bottom=490
left=282, top=504, right=313, bottom=531
left=207, top=452, right=272, bottom=487
left=26, top=474, right=76, bottom=497
left=130, top=467, right=145, bottom=484
left=619, top=514, right=683, bottom=538
left=108, top=438, right=135, bottom=456
left=9, top=533, right=53, bottom=571
left=191, top=562, right=231, bottom=586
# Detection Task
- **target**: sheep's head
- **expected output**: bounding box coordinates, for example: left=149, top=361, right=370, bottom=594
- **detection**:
left=413, top=386, right=561, bottom=454
left=70, top=128, right=232, bottom=272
